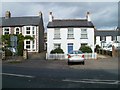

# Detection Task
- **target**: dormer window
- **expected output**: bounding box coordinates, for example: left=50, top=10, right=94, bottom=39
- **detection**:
left=14, top=27, right=20, bottom=35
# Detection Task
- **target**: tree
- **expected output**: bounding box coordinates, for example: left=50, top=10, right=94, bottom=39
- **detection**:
left=1, top=34, right=34, bottom=56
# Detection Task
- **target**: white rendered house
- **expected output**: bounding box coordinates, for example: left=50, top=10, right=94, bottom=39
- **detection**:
left=47, top=12, right=95, bottom=54
left=95, top=29, right=120, bottom=48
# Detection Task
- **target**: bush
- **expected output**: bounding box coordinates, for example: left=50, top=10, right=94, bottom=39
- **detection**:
left=80, top=46, right=92, bottom=53
left=50, top=47, right=64, bottom=54
left=95, top=45, right=101, bottom=52
left=3, top=48, right=12, bottom=56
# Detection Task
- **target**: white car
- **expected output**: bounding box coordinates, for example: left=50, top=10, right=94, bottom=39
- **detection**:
left=67, top=50, right=85, bottom=65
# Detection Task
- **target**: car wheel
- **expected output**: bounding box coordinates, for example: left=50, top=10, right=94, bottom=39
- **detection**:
left=82, top=61, right=85, bottom=65
left=68, top=61, right=71, bottom=65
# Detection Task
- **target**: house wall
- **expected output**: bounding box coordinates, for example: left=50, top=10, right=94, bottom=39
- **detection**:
left=47, top=28, right=95, bottom=54
left=96, top=35, right=120, bottom=47
left=38, top=19, right=44, bottom=53
left=0, top=27, right=2, bottom=48
left=1, top=26, right=41, bottom=53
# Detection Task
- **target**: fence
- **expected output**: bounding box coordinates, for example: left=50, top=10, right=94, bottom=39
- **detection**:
left=46, top=53, right=97, bottom=60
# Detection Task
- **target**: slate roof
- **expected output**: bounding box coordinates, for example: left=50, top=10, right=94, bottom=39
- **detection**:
left=0, top=16, right=41, bottom=27
left=47, top=19, right=94, bottom=28
left=95, top=30, right=120, bottom=36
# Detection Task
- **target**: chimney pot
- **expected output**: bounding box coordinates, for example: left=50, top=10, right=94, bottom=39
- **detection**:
left=49, top=12, right=53, bottom=22
left=86, top=11, right=91, bottom=22
left=5, top=11, right=11, bottom=19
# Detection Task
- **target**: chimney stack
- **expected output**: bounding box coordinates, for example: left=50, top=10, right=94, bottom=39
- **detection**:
left=86, top=12, right=91, bottom=22
left=5, top=11, right=11, bottom=19
left=49, top=12, right=53, bottom=22
left=39, top=11, right=42, bottom=18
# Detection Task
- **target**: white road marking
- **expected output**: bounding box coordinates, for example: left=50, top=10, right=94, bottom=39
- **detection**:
left=1, top=73, right=35, bottom=78
left=62, top=79, right=120, bottom=85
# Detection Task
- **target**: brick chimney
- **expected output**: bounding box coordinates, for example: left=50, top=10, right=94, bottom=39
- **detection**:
left=49, top=12, right=53, bottom=22
left=5, top=11, right=11, bottom=19
left=86, top=12, right=91, bottom=22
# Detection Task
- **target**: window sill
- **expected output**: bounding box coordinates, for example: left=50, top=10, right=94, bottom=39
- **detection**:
left=67, top=38, right=75, bottom=39
left=80, top=38, right=88, bottom=39
left=53, top=38, right=61, bottom=40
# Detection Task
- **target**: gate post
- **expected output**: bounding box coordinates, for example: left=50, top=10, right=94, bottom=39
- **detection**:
left=23, top=49, right=28, bottom=60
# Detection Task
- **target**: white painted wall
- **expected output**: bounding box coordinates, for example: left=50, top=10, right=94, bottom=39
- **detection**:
left=106, top=36, right=112, bottom=44
left=47, top=28, right=95, bottom=54
left=96, top=36, right=100, bottom=46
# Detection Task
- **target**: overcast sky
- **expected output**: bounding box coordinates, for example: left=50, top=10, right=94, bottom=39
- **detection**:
left=1, top=2, right=118, bottom=31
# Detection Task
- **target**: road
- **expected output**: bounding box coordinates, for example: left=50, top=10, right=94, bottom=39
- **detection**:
left=2, top=57, right=119, bottom=88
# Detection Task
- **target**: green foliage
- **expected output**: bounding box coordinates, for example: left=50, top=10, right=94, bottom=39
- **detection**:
left=95, top=45, right=101, bottom=52
left=50, top=47, right=64, bottom=54
left=24, top=35, right=34, bottom=40
left=80, top=45, right=92, bottom=53
left=2, top=48, right=13, bottom=56
left=1, top=34, right=34, bottom=56
left=1, top=34, right=11, bottom=47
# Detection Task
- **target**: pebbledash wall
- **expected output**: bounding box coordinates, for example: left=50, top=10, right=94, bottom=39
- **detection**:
left=47, top=12, right=95, bottom=54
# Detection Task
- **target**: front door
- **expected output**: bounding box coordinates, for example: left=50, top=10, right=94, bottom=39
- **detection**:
left=68, top=43, right=73, bottom=53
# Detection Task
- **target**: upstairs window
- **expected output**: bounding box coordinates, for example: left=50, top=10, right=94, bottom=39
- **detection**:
left=26, top=27, right=31, bottom=34
left=14, top=27, right=20, bottom=35
left=81, top=29, right=88, bottom=39
left=67, top=28, right=74, bottom=39
left=54, top=28, right=60, bottom=39
left=3, top=27, right=10, bottom=35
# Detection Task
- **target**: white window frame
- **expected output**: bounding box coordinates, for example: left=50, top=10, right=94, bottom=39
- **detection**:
left=14, top=27, right=21, bottom=35
left=25, top=40, right=31, bottom=50
left=25, top=26, right=31, bottom=35
left=54, top=28, right=60, bottom=39
left=81, top=28, right=88, bottom=39
left=67, top=28, right=74, bottom=39
left=3, top=27, right=11, bottom=35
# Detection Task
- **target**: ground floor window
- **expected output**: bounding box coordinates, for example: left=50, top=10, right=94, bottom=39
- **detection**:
left=54, top=44, right=61, bottom=49
left=81, top=43, right=88, bottom=47
left=26, top=41, right=31, bottom=49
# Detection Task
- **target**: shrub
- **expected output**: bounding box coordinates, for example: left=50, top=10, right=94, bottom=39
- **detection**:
left=80, top=46, right=92, bottom=53
left=50, top=47, right=64, bottom=54
left=95, top=45, right=101, bottom=52
left=4, top=48, right=12, bottom=56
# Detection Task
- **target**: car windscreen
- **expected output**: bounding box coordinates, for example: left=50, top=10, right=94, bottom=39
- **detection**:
left=69, top=51, right=83, bottom=54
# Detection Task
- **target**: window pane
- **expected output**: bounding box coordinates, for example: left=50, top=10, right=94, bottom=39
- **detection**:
left=26, top=31, right=30, bottom=34
left=26, top=45, right=30, bottom=49
left=26, top=27, right=30, bottom=30
left=26, top=41, right=30, bottom=44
